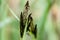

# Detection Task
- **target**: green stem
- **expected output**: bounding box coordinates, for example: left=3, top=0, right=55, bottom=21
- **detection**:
left=37, top=1, right=54, bottom=40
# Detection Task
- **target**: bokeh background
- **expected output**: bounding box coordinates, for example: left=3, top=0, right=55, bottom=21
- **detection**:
left=0, top=0, right=60, bottom=40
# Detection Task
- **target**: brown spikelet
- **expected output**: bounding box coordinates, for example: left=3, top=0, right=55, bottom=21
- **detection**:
left=20, top=1, right=37, bottom=38
left=20, top=12, right=25, bottom=38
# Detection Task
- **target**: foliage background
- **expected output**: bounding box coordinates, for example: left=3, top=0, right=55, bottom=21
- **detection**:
left=0, top=0, right=60, bottom=40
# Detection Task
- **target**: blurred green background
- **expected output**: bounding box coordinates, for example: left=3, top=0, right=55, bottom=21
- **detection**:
left=0, top=0, right=60, bottom=40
